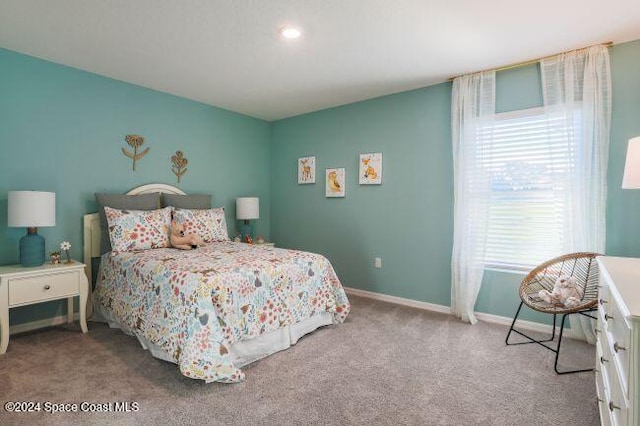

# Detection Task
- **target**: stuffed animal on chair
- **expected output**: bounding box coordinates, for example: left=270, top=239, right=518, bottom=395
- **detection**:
left=170, top=220, right=204, bottom=250
left=538, top=275, right=584, bottom=308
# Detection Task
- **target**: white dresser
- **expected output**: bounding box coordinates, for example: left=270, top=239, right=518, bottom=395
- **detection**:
left=596, top=256, right=640, bottom=426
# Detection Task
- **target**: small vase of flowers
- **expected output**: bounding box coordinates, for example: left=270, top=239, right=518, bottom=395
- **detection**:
left=60, top=241, right=72, bottom=264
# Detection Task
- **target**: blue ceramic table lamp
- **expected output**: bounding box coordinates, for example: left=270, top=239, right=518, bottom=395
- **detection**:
left=236, top=197, right=259, bottom=243
left=8, top=191, right=56, bottom=267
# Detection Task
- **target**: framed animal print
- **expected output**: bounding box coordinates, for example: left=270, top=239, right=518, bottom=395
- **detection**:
left=359, top=153, right=382, bottom=185
left=298, top=156, right=316, bottom=184
left=326, top=168, right=345, bottom=197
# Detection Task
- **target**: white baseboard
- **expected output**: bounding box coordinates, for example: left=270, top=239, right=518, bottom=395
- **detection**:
left=345, top=287, right=452, bottom=315
left=344, top=287, right=583, bottom=340
left=10, top=313, right=80, bottom=336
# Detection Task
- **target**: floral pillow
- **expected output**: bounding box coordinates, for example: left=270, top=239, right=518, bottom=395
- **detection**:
left=172, top=207, right=229, bottom=243
left=104, top=206, right=172, bottom=253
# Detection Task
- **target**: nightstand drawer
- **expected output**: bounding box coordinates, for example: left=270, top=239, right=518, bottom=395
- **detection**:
left=8, top=272, right=79, bottom=306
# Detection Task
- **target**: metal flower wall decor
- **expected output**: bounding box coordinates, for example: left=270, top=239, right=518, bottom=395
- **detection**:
left=171, top=150, right=188, bottom=183
left=122, top=134, right=150, bottom=171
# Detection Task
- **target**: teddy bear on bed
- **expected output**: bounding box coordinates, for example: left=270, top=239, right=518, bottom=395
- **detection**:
left=170, top=220, right=204, bottom=250
left=538, top=275, right=584, bottom=308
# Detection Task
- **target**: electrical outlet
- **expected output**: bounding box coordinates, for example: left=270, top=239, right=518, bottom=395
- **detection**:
left=374, top=257, right=382, bottom=268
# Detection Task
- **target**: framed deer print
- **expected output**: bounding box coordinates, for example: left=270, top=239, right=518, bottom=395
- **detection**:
left=298, top=156, right=316, bottom=184
left=359, top=153, right=382, bottom=184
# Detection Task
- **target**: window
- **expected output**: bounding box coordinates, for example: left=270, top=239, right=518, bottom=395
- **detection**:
left=451, top=46, right=609, bottom=325
left=476, top=107, right=581, bottom=271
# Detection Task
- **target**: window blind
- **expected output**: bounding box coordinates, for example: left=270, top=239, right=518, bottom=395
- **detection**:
left=474, top=107, right=581, bottom=271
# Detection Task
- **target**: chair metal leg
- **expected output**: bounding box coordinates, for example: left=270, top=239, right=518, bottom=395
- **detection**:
left=506, top=304, right=596, bottom=375
left=505, top=302, right=524, bottom=345
left=506, top=302, right=557, bottom=348
left=554, top=310, right=597, bottom=375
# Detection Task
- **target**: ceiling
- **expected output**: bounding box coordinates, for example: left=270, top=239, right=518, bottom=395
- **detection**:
left=1, top=1, right=639, bottom=121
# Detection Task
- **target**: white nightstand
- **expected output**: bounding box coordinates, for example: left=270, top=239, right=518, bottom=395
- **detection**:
left=0, top=260, right=89, bottom=354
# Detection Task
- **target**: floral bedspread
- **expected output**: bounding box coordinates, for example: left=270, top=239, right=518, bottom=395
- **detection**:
left=94, top=242, right=350, bottom=383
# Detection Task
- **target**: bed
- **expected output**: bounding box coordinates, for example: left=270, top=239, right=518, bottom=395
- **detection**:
left=84, top=184, right=350, bottom=383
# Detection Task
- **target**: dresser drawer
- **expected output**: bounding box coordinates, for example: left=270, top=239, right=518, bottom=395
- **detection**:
left=607, top=305, right=631, bottom=392
left=599, top=331, right=615, bottom=386
left=598, top=321, right=629, bottom=426
left=607, top=365, right=629, bottom=426
left=8, top=271, right=79, bottom=306
left=595, top=256, right=640, bottom=426
left=598, top=282, right=611, bottom=317
left=598, top=304, right=608, bottom=336
left=596, top=354, right=612, bottom=426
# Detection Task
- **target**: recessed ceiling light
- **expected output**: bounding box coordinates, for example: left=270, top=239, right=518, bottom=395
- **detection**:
left=280, top=26, right=302, bottom=39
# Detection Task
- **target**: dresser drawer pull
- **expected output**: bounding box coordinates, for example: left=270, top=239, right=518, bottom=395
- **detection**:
left=600, top=356, right=609, bottom=364
left=613, top=342, right=626, bottom=352
left=44, top=284, right=51, bottom=290
left=599, top=298, right=608, bottom=305
left=609, top=401, right=620, bottom=411
left=595, top=328, right=600, bottom=334
left=605, top=313, right=613, bottom=321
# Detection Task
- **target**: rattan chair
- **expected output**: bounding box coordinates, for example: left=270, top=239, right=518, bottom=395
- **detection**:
left=505, top=252, right=601, bottom=374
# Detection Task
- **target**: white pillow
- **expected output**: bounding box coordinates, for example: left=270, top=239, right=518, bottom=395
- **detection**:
left=104, top=206, right=172, bottom=252
left=172, top=207, right=229, bottom=243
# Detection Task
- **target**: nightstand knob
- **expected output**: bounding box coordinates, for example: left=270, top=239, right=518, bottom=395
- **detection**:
left=599, top=298, right=608, bottom=305
left=44, top=284, right=51, bottom=290
left=605, top=313, right=613, bottom=321
left=600, top=356, right=609, bottom=364
left=609, top=401, right=620, bottom=411
left=614, top=342, right=626, bottom=352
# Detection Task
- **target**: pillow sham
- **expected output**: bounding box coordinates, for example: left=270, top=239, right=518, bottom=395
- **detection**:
left=161, top=193, right=211, bottom=209
left=96, top=193, right=161, bottom=254
left=172, top=207, right=229, bottom=243
left=104, top=206, right=172, bottom=253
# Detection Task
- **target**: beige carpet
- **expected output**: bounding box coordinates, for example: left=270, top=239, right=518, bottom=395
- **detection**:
left=0, top=295, right=599, bottom=425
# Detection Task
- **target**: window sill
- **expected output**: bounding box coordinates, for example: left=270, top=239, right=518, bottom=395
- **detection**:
left=484, top=264, right=530, bottom=275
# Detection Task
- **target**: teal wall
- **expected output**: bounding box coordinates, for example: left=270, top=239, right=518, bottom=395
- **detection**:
left=272, top=85, right=453, bottom=306
left=3, top=39, right=639, bottom=330
left=607, top=40, right=640, bottom=257
left=271, top=39, right=640, bottom=325
left=0, top=48, right=271, bottom=325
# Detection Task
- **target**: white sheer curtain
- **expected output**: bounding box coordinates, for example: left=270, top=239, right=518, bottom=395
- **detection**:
left=451, top=71, right=496, bottom=324
left=541, top=45, right=611, bottom=342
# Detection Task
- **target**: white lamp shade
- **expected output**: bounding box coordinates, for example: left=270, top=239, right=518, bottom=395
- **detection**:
left=622, top=137, right=640, bottom=189
left=236, top=197, right=259, bottom=220
left=8, top=191, right=56, bottom=227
